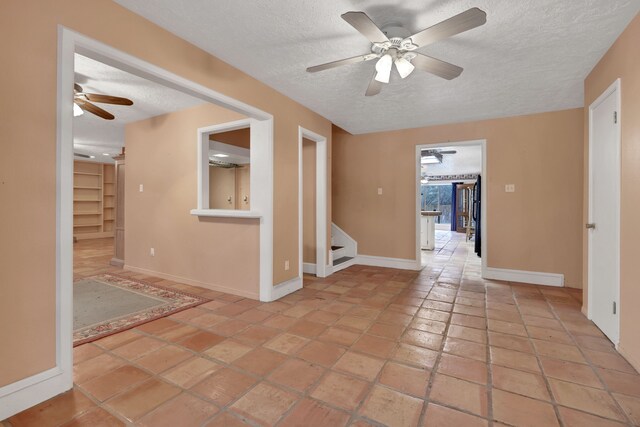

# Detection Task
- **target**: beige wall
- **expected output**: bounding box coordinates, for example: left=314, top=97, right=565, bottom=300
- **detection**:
left=583, top=13, right=640, bottom=371
left=333, top=109, right=584, bottom=287
left=0, top=0, right=330, bottom=388
left=209, top=127, right=251, bottom=210
left=126, top=104, right=261, bottom=298
left=303, top=138, right=317, bottom=263
left=235, top=166, right=251, bottom=211
left=209, top=166, right=250, bottom=210
left=209, top=166, right=237, bottom=209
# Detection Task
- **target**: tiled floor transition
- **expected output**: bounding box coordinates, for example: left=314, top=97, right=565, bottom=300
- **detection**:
left=3, top=236, right=640, bottom=426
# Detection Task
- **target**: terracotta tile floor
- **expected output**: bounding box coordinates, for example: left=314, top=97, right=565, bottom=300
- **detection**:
left=4, top=236, right=640, bottom=426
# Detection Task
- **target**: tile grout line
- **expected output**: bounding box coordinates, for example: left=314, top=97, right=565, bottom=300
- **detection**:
left=420, top=244, right=476, bottom=425
left=342, top=273, right=423, bottom=426
left=483, top=265, right=495, bottom=427
left=249, top=270, right=418, bottom=425
left=76, top=302, right=301, bottom=424
left=544, top=293, right=634, bottom=425
left=452, top=285, right=636, bottom=427
left=456, top=243, right=494, bottom=426
left=420, top=236, right=494, bottom=423
left=511, top=283, right=565, bottom=427
left=388, top=275, right=441, bottom=427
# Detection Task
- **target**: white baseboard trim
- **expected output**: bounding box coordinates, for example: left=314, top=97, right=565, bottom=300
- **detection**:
left=332, top=257, right=357, bottom=273
left=484, top=267, right=564, bottom=287
left=302, top=263, right=316, bottom=275
left=0, top=367, right=71, bottom=420
left=124, top=265, right=260, bottom=300
left=355, top=255, right=421, bottom=271
left=271, top=276, right=302, bottom=301
left=324, top=264, right=334, bottom=276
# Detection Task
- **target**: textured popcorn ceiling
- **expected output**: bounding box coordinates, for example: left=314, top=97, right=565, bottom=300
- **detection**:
left=73, top=54, right=204, bottom=160
left=115, top=0, right=640, bottom=134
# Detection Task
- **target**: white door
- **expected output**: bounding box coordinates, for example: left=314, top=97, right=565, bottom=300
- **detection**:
left=588, top=81, right=620, bottom=344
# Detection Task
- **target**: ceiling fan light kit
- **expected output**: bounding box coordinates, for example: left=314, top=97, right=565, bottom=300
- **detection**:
left=73, top=103, right=84, bottom=117
left=395, top=56, right=415, bottom=79
left=306, top=8, right=487, bottom=96
left=374, top=53, right=393, bottom=83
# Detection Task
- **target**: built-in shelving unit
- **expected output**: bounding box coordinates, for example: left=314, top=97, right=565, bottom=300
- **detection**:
left=73, top=160, right=115, bottom=240
left=103, top=164, right=115, bottom=233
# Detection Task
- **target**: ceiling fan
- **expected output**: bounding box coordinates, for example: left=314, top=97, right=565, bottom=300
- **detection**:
left=74, top=83, right=133, bottom=120
left=421, top=148, right=457, bottom=164
left=307, top=8, right=487, bottom=96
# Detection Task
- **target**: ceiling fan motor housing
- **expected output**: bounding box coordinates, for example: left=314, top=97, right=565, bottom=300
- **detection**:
left=382, top=24, right=411, bottom=39
left=372, top=25, right=419, bottom=57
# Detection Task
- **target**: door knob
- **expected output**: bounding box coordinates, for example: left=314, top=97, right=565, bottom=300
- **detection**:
left=585, top=223, right=596, bottom=229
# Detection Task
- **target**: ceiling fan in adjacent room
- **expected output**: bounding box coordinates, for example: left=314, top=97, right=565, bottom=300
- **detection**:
left=73, top=83, right=133, bottom=120
left=307, top=8, right=487, bottom=96
left=421, top=148, right=457, bottom=164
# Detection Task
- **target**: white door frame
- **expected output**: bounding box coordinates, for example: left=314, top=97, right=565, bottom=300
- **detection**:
left=298, top=127, right=329, bottom=278
left=415, top=139, right=488, bottom=277
left=0, top=26, right=276, bottom=420
left=587, top=78, right=621, bottom=345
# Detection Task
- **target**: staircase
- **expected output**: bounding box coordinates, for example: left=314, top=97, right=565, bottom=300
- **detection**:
left=331, top=223, right=357, bottom=273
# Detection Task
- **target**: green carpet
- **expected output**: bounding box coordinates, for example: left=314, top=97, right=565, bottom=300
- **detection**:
left=74, top=278, right=169, bottom=330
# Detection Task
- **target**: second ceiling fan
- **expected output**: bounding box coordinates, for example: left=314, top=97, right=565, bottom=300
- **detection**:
left=307, top=8, right=487, bottom=96
left=74, top=83, right=133, bottom=120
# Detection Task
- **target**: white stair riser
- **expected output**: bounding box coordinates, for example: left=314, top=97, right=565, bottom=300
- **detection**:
left=332, top=247, right=347, bottom=259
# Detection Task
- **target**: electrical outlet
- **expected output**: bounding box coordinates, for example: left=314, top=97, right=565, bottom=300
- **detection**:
left=505, top=184, right=516, bottom=193
left=377, top=187, right=383, bottom=195
left=284, top=260, right=290, bottom=271
left=139, top=184, right=144, bottom=192
left=150, top=247, right=155, bottom=256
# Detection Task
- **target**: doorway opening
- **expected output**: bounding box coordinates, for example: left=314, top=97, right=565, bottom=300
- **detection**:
left=71, top=51, right=207, bottom=268
left=71, top=52, right=214, bottom=346
left=15, top=27, right=277, bottom=415
left=415, top=140, right=487, bottom=273
left=298, top=127, right=328, bottom=279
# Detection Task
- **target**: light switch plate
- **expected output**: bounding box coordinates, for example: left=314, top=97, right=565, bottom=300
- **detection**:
left=139, top=184, right=144, bottom=192
left=505, top=184, right=515, bottom=193
left=377, top=187, right=383, bottom=195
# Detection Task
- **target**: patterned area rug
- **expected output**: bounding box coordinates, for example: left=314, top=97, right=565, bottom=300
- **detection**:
left=73, top=274, right=209, bottom=346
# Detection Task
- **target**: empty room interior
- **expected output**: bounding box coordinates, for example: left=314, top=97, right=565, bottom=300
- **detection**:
left=2, top=1, right=640, bottom=426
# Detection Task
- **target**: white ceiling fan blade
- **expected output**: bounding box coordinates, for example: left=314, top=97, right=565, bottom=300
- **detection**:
left=341, top=11, right=389, bottom=44
left=306, top=53, right=377, bottom=73
left=405, top=8, right=487, bottom=48
left=365, top=71, right=382, bottom=96
left=412, top=53, right=463, bottom=80
left=374, top=54, right=393, bottom=83
left=395, top=57, right=415, bottom=79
